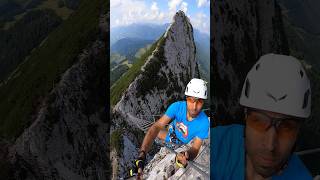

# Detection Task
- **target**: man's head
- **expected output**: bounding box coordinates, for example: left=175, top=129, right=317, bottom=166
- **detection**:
left=185, top=78, right=207, bottom=118
left=239, top=54, right=311, bottom=177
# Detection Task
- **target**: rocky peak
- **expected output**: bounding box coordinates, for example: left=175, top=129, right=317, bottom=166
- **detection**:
left=115, top=10, right=199, bottom=121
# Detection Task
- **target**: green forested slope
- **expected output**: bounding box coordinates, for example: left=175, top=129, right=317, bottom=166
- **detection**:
left=0, top=0, right=103, bottom=139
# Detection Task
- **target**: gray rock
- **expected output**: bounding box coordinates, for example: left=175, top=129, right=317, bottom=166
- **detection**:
left=212, top=0, right=289, bottom=124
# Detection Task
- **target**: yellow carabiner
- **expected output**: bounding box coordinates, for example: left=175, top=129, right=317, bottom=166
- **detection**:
left=175, top=158, right=186, bottom=168
left=136, top=159, right=143, bottom=167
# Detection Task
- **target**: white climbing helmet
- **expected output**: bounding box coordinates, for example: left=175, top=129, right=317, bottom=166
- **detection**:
left=240, top=53, right=311, bottom=118
left=185, top=78, right=208, bottom=99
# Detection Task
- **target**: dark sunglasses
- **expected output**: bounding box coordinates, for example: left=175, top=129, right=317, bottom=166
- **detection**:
left=186, top=96, right=204, bottom=105
left=246, top=108, right=301, bottom=139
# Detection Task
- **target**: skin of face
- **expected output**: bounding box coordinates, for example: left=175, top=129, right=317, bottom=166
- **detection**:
left=245, top=109, right=299, bottom=178
left=186, top=97, right=204, bottom=119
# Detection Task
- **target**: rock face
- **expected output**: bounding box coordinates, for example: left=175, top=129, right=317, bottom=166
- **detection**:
left=144, top=139, right=210, bottom=180
left=7, top=15, right=108, bottom=179
left=211, top=0, right=289, bottom=125
left=112, top=10, right=204, bottom=179
left=115, top=10, right=199, bottom=120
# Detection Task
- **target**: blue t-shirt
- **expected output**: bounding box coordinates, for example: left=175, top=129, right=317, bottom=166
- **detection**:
left=211, top=124, right=313, bottom=180
left=164, top=101, right=209, bottom=144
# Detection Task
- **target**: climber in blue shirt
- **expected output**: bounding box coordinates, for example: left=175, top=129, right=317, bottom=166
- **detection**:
left=164, top=100, right=209, bottom=144
left=132, top=78, right=209, bottom=177
left=211, top=54, right=313, bottom=180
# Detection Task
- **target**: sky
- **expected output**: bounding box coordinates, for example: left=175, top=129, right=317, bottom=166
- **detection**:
left=110, top=0, right=210, bottom=35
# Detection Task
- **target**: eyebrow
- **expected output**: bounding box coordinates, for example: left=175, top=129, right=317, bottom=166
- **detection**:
left=248, top=108, right=294, bottom=119
left=255, top=113, right=303, bottom=123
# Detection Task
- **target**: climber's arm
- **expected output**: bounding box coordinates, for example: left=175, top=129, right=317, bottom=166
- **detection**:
left=186, top=137, right=202, bottom=160
left=139, top=114, right=171, bottom=156
left=176, top=137, right=202, bottom=166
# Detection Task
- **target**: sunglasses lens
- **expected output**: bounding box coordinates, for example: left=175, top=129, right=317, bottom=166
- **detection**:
left=187, top=97, right=204, bottom=105
left=247, top=113, right=270, bottom=131
left=247, top=111, right=299, bottom=139
left=197, top=99, right=204, bottom=104
left=186, top=97, right=194, bottom=103
left=277, top=119, right=299, bottom=138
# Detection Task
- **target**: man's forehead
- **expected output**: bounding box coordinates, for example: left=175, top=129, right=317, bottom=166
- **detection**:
left=187, top=96, right=204, bottom=100
left=248, top=107, right=294, bottom=119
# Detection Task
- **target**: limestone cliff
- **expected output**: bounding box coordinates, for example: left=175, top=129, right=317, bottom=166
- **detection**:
left=211, top=0, right=289, bottom=125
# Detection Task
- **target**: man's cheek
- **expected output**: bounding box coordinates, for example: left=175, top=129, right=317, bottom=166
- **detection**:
left=246, top=128, right=262, bottom=153
left=278, top=139, right=296, bottom=159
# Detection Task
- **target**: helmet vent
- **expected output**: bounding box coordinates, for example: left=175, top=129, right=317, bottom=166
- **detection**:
left=278, top=94, right=287, bottom=101
left=256, top=64, right=260, bottom=70
left=266, top=92, right=287, bottom=102
left=245, top=79, right=250, bottom=98
left=266, top=92, right=277, bottom=102
left=300, top=70, right=304, bottom=78
left=205, top=90, right=207, bottom=96
left=302, top=89, right=310, bottom=109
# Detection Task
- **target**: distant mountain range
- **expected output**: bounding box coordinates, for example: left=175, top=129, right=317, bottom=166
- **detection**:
left=111, top=37, right=155, bottom=63
left=111, top=23, right=210, bottom=47
left=110, top=23, right=169, bottom=46
left=110, top=23, right=210, bottom=81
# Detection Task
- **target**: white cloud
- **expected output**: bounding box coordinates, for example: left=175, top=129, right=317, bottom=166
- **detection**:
left=196, top=0, right=209, bottom=8
left=151, top=2, right=159, bottom=11
left=110, top=0, right=210, bottom=35
left=168, top=0, right=182, bottom=11
left=190, top=12, right=210, bottom=34
left=180, top=2, right=188, bottom=13
left=110, top=0, right=121, bottom=8
left=111, top=0, right=167, bottom=27
left=158, top=12, right=165, bottom=21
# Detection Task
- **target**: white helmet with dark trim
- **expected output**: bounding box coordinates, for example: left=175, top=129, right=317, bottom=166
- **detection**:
left=185, top=78, right=208, bottom=99
left=240, top=53, right=311, bottom=118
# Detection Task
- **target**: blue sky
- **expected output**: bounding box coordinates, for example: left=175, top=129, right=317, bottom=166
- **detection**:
left=110, top=0, right=210, bottom=35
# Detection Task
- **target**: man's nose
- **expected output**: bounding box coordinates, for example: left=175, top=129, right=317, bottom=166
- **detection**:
left=192, top=102, right=197, bottom=110
left=264, top=126, right=277, bottom=152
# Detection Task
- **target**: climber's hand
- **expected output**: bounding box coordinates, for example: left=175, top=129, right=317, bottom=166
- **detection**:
left=130, top=151, right=146, bottom=179
left=129, top=158, right=145, bottom=179
left=136, top=166, right=143, bottom=180
left=175, top=151, right=189, bottom=168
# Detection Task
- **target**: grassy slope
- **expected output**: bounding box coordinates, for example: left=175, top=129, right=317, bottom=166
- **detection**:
left=0, top=0, right=102, bottom=139
left=2, top=0, right=73, bottom=30
left=37, top=0, right=73, bottom=20
left=110, top=44, right=153, bottom=87
left=110, top=34, right=166, bottom=106
left=110, top=63, right=129, bottom=87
